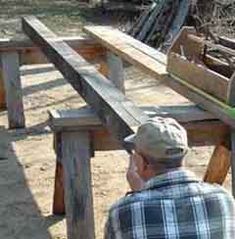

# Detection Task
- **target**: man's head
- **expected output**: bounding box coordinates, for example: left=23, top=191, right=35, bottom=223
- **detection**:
left=124, top=117, right=188, bottom=190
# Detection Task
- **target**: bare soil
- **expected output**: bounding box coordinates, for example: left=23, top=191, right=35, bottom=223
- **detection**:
left=0, top=1, right=232, bottom=239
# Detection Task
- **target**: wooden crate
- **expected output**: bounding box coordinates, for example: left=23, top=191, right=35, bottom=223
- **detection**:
left=167, top=27, right=234, bottom=105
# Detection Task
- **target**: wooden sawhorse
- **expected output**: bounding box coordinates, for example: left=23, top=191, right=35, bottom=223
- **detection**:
left=49, top=105, right=231, bottom=239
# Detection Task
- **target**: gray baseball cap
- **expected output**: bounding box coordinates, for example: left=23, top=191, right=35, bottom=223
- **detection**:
left=124, top=117, right=188, bottom=159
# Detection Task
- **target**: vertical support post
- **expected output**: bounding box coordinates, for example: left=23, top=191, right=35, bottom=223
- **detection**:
left=107, top=52, right=125, bottom=93
left=53, top=132, right=65, bottom=215
left=231, top=131, right=235, bottom=197
left=227, top=72, right=235, bottom=196
left=53, top=161, right=65, bottom=214
left=61, top=131, right=95, bottom=239
left=204, top=140, right=230, bottom=184
left=0, top=52, right=25, bottom=129
left=0, top=69, right=6, bottom=109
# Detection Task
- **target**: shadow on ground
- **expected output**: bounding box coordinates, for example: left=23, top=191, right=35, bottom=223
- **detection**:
left=0, top=127, right=63, bottom=239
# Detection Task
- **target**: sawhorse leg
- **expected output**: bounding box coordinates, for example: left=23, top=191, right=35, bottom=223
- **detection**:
left=204, top=139, right=230, bottom=184
left=53, top=161, right=65, bottom=215
left=230, top=131, right=235, bottom=197
left=53, top=131, right=95, bottom=239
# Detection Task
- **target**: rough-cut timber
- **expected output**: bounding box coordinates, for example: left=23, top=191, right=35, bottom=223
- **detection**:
left=84, top=26, right=167, bottom=78
left=62, top=131, right=95, bottom=239
left=22, top=16, right=148, bottom=142
left=0, top=36, right=105, bottom=65
left=49, top=106, right=230, bottom=148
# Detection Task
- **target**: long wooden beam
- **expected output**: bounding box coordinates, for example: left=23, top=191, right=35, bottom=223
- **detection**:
left=49, top=106, right=229, bottom=147
left=0, top=37, right=105, bottom=65
left=22, top=16, right=148, bottom=142
left=83, top=26, right=167, bottom=78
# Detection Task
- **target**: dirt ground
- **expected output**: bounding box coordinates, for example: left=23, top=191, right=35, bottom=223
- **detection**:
left=0, top=1, right=233, bottom=239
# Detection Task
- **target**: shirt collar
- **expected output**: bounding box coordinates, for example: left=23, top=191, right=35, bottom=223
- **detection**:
left=144, top=168, right=199, bottom=190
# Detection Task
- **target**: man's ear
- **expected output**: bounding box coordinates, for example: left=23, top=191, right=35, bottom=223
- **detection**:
left=137, top=153, right=148, bottom=173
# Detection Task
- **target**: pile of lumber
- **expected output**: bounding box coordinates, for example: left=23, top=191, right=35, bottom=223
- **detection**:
left=127, top=0, right=235, bottom=52
left=128, top=0, right=193, bottom=52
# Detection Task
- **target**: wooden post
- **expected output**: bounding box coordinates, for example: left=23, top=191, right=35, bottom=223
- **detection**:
left=53, top=161, right=65, bottom=215
left=204, top=140, right=230, bottom=184
left=53, top=132, right=66, bottom=215
left=231, top=131, right=235, bottom=197
left=61, top=131, right=95, bottom=239
left=227, top=69, right=235, bottom=196
left=0, top=52, right=25, bottom=128
left=0, top=69, right=6, bottom=109
left=107, top=52, right=125, bottom=93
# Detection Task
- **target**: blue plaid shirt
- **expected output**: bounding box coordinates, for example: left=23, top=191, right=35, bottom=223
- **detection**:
left=104, top=169, right=235, bottom=238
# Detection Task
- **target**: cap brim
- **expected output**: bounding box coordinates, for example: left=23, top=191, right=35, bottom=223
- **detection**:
left=123, top=134, right=136, bottom=151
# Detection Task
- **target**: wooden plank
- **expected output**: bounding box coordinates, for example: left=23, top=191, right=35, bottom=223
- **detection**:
left=0, top=37, right=106, bottom=65
left=0, top=36, right=103, bottom=52
left=61, top=131, right=95, bottom=239
left=204, top=140, right=230, bottom=184
left=0, top=51, right=25, bottom=128
left=49, top=105, right=216, bottom=130
left=163, top=74, right=235, bottom=128
left=83, top=26, right=167, bottom=78
left=107, top=52, right=125, bottom=93
left=48, top=107, right=229, bottom=147
left=165, top=27, right=202, bottom=61
left=188, top=34, right=235, bottom=57
left=219, top=36, right=235, bottom=50
left=22, top=16, right=148, bottom=142
left=167, top=53, right=229, bottom=102
left=204, top=55, right=233, bottom=78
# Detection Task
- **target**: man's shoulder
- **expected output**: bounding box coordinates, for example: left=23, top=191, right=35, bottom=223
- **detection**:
left=109, top=181, right=234, bottom=214
left=109, top=190, right=155, bottom=213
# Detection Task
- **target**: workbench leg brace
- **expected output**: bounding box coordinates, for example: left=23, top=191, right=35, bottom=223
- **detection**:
left=53, top=131, right=95, bottom=239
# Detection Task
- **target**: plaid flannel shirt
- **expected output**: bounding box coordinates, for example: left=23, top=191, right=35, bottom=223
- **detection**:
left=104, top=169, right=235, bottom=239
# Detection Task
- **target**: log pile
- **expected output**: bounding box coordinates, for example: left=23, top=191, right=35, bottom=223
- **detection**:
left=128, top=0, right=193, bottom=52
left=127, top=0, right=235, bottom=52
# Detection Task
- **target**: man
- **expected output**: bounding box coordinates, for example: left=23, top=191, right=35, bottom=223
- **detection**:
left=104, top=117, right=235, bottom=238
